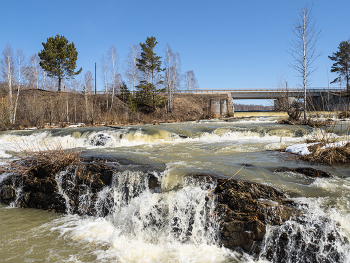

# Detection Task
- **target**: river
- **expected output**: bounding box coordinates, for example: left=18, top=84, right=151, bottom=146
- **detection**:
left=0, top=116, right=349, bottom=262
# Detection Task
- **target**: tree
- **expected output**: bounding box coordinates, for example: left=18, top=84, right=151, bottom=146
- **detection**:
left=13, top=49, right=25, bottom=124
left=184, top=70, right=198, bottom=91
left=1, top=43, right=15, bottom=124
left=100, top=54, right=109, bottom=111
left=124, top=44, right=140, bottom=94
left=164, top=43, right=181, bottom=112
left=136, top=36, right=165, bottom=109
left=107, top=45, right=119, bottom=111
left=288, top=5, right=322, bottom=119
left=29, top=53, right=40, bottom=89
left=329, top=41, right=350, bottom=91
left=38, top=34, right=82, bottom=91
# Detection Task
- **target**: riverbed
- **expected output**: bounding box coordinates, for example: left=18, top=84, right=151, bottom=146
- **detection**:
left=0, top=116, right=349, bottom=262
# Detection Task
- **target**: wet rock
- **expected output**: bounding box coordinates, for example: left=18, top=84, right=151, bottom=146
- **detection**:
left=90, top=133, right=111, bottom=146
left=148, top=173, right=161, bottom=189
left=192, top=174, right=296, bottom=255
left=1, top=185, right=16, bottom=202
left=274, top=167, right=331, bottom=178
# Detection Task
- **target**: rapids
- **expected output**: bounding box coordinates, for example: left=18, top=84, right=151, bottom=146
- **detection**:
left=0, top=116, right=350, bottom=262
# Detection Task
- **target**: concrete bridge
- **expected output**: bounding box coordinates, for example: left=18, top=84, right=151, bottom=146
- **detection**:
left=175, top=88, right=346, bottom=99
left=175, top=88, right=349, bottom=116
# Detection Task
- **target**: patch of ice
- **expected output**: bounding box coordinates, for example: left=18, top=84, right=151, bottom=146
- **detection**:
left=321, top=141, right=348, bottom=149
left=285, top=143, right=315, bottom=156
left=68, top=123, right=85, bottom=128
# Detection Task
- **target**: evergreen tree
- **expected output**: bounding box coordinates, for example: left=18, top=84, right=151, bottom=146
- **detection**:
left=38, top=35, right=82, bottom=91
left=329, top=41, right=350, bottom=91
left=119, top=81, right=131, bottom=102
left=136, top=36, right=165, bottom=109
left=119, top=81, right=137, bottom=112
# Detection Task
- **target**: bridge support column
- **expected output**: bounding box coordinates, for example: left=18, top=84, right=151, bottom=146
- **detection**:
left=209, top=97, right=234, bottom=118
left=227, top=93, right=234, bottom=117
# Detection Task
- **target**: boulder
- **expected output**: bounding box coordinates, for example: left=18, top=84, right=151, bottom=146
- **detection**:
left=1, top=185, right=16, bottom=202
left=190, top=174, right=296, bottom=255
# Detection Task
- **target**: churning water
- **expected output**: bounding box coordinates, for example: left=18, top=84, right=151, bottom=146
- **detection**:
left=0, top=116, right=350, bottom=262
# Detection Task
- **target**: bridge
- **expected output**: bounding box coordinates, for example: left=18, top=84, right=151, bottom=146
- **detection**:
left=174, top=88, right=349, bottom=115
left=174, top=88, right=347, bottom=99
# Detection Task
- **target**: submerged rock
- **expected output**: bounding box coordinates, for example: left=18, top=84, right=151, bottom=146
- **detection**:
left=274, top=167, right=332, bottom=178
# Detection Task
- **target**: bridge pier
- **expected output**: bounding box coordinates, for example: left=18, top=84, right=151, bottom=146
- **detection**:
left=209, top=94, right=234, bottom=117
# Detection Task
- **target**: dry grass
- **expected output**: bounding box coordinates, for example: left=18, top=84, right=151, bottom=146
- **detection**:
left=1, top=141, right=81, bottom=177
left=299, top=142, right=350, bottom=165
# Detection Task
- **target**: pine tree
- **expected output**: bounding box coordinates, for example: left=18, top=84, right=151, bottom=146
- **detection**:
left=136, top=36, right=165, bottom=110
left=38, top=35, right=82, bottom=91
left=329, top=41, right=350, bottom=91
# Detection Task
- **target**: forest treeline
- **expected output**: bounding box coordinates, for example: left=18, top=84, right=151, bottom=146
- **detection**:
left=0, top=35, right=204, bottom=129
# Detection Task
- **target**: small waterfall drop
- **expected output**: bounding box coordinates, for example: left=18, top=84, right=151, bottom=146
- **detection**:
left=54, top=166, right=220, bottom=248
left=259, top=199, right=350, bottom=263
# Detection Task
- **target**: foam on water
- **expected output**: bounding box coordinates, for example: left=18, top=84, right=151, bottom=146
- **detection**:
left=47, top=168, right=253, bottom=262
left=259, top=197, right=350, bottom=263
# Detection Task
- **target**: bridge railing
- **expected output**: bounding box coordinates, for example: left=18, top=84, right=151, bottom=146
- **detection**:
left=50, top=88, right=346, bottom=95
left=173, top=88, right=346, bottom=94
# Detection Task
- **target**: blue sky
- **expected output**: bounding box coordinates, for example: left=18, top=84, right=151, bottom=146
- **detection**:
left=1, top=0, right=349, bottom=105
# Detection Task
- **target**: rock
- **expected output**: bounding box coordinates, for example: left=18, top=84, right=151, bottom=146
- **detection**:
left=148, top=173, right=160, bottom=189
left=1, top=185, right=16, bottom=201
left=274, top=167, right=331, bottom=178
left=190, top=174, right=296, bottom=255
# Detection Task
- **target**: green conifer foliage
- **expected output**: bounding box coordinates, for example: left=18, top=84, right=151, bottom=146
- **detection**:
left=136, top=36, right=165, bottom=110
left=38, top=35, right=82, bottom=91
left=329, top=41, right=350, bottom=91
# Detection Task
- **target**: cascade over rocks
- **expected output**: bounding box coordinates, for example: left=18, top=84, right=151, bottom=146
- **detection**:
left=189, top=173, right=295, bottom=255
left=1, top=158, right=345, bottom=260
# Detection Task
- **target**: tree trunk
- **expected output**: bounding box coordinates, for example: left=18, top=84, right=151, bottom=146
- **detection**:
left=58, top=76, right=62, bottom=91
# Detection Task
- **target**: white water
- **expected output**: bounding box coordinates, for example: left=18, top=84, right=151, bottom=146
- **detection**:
left=50, top=169, right=242, bottom=262
left=0, top=117, right=350, bottom=262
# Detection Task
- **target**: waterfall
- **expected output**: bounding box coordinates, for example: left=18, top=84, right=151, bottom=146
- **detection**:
left=259, top=199, right=350, bottom=263
left=54, top=167, right=220, bottom=247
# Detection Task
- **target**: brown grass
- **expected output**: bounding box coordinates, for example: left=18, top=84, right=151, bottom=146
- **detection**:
left=299, top=142, right=350, bottom=165
left=1, top=141, right=81, bottom=177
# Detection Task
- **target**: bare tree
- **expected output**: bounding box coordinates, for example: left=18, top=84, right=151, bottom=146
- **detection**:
left=108, top=45, right=119, bottom=111
left=289, top=4, right=322, bottom=119
left=29, top=53, right=40, bottom=89
left=184, top=70, right=198, bottom=91
left=124, top=44, right=140, bottom=94
left=1, top=44, right=15, bottom=124
left=13, top=49, right=25, bottom=124
left=42, top=69, right=46, bottom=89
left=164, top=43, right=181, bottom=112
left=83, top=71, right=94, bottom=123
left=100, top=54, right=109, bottom=111
left=274, top=73, right=302, bottom=121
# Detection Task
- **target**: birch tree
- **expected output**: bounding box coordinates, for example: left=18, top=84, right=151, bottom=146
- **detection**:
left=184, top=70, right=198, bottom=91
left=124, top=44, right=140, bottom=94
left=29, top=53, right=40, bottom=89
left=13, top=49, right=25, bottom=124
left=83, top=71, right=94, bottom=123
left=100, top=54, right=109, bottom=111
left=108, top=45, right=119, bottom=111
left=289, top=5, right=322, bottom=119
left=1, top=44, right=15, bottom=123
left=164, top=43, right=181, bottom=112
